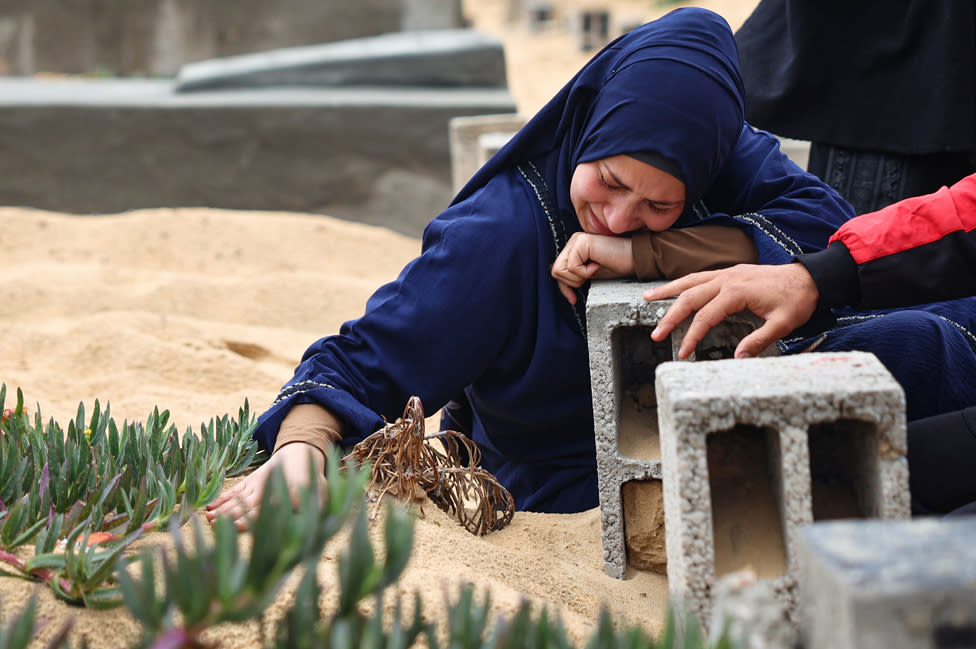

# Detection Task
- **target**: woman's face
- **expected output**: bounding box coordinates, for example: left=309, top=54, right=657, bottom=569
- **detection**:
left=570, top=155, right=686, bottom=235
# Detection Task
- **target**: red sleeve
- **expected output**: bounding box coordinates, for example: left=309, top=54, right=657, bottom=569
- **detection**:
left=797, top=173, right=976, bottom=309
left=830, top=173, right=976, bottom=264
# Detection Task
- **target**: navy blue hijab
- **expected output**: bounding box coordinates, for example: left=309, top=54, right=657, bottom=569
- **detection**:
left=453, top=7, right=745, bottom=222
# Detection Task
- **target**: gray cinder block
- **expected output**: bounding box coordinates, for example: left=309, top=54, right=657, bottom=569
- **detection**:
left=798, top=518, right=976, bottom=649
left=448, top=113, right=526, bottom=192
left=477, top=131, right=518, bottom=168
left=656, top=352, right=910, bottom=629
left=586, top=279, right=774, bottom=580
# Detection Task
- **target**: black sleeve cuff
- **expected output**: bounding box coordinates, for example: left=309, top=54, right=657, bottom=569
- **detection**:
left=795, top=241, right=860, bottom=309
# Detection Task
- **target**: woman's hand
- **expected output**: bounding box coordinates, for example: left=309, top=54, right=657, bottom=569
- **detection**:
left=551, top=232, right=634, bottom=304
left=205, top=441, right=326, bottom=531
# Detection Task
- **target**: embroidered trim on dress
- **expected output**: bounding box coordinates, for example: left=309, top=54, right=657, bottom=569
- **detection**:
left=731, top=212, right=803, bottom=256
left=517, top=163, right=569, bottom=252
left=516, top=162, right=587, bottom=335
left=273, top=379, right=337, bottom=405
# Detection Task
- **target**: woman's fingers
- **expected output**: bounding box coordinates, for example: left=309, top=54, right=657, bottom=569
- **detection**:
left=205, top=442, right=326, bottom=531
left=556, top=279, right=578, bottom=305
left=206, top=474, right=260, bottom=529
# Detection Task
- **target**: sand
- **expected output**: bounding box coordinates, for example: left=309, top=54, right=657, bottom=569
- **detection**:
left=0, top=0, right=761, bottom=645
left=0, top=206, right=671, bottom=648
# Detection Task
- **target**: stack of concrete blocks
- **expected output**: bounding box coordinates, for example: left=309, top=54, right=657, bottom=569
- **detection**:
left=797, top=518, right=976, bottom=649
left=587, top=279, right=778, bottom=579
left=655, top=351, right=910, bottom=633
left=448, top=113, right=527, bottom=193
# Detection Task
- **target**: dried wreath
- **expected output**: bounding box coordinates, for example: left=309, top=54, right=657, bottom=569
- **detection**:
left=345, top=396, right=515, bottom=535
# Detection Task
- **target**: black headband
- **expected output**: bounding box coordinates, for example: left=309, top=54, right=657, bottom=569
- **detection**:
left=627, top=151, right=685, bottom=184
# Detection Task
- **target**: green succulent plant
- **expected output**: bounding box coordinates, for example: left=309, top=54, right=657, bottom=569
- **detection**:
left=0, top=384, right=262, bottom=608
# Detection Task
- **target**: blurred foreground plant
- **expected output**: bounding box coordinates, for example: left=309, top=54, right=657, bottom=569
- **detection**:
left=0, top=384, right=262, bottom=608
left=0, top=594, right=75, bottom=649
left=117, top=452, right=389, bottom=649
left=114, top=454, right=731, bottom=649
left=435, top=587, right=735, bottom=649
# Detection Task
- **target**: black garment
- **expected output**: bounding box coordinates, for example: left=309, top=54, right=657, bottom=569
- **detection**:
left=908, top=406, right=976, bottom=516
left=795, top=174, right=976, bottom=311
left=807, top=145, right=976, bottom=215
left=735, top=0, right=976, bottom=155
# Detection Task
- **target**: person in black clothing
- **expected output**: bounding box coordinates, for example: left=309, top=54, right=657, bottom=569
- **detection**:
left=734, top=0, right=976, bottom=214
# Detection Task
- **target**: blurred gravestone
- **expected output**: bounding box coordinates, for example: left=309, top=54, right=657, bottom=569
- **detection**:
left=0, top=27, right=516, bottom=238
left=176, top=30, right=507, bottom=92
left=448, top=113, right=527, bottom=193
left=0, top=0, right=464, bottom=77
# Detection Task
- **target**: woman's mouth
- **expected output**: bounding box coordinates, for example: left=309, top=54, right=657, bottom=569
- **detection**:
left=588, top=206, right=615, bottom=236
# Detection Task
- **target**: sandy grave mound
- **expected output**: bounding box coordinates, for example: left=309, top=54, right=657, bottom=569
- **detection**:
left=0, top=206, right=668, bottom=647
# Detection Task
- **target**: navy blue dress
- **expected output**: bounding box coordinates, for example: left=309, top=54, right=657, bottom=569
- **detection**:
left=253, top=124, right=854, bottom=513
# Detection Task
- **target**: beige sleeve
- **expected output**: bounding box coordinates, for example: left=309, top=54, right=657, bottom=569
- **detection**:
left=631, top=225, right=759, bottom=281
left=272, top=403, right=344, bottom=458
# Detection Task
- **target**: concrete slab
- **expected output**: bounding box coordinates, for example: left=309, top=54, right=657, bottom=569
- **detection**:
left=176, top=30, right=508, bottom=92
left=477, top=130, right=518, bottom=167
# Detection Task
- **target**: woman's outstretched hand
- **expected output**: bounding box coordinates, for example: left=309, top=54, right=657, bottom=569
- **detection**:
left=643, top=262, right=821, bottom=359
left=551, top=232, right=634, bottom=304
left=205, top=441, right=326, bottom=531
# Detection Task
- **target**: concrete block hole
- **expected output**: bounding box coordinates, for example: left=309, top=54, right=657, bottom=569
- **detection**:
left=622, top=479, right=667, bottom=574
left=707, top=425, right=787, bottom=580
left=612, top=321, right=748, bottom=463
left=613, top=325, right=670, bottom=461
left=808, top=419, right=883, bottom=520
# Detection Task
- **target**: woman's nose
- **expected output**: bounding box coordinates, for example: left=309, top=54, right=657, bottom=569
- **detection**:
left=604, top=199, right=639, bottom=233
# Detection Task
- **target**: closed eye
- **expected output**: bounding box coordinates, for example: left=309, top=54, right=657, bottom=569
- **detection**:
left=599, top=171, right=621, bottom=189
left=647, top=200, right=675, bottom=214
